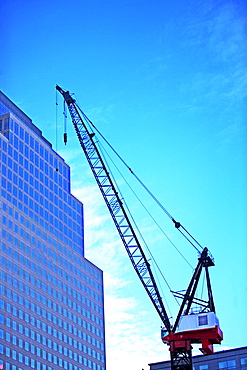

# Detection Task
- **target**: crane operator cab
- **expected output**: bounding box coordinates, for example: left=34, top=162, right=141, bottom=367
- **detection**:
left=176, top=311, right=220, bottom=333
left=161, top=311, right=223, bottom=355
left=161, top=311, right=220, bottom=339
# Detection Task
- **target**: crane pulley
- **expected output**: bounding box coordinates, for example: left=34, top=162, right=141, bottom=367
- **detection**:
left=56, top=85, right=223, bottom=370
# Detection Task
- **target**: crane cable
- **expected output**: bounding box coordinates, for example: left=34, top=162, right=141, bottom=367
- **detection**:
left=97, top=140, right=179, bottom=314
left=97, top=139, right=194, bottom=270
left=76, top=104, right=203, bottom=254
left=63, top=101, right=68, bottom=145
left=55, top=89, right=58, bottom=152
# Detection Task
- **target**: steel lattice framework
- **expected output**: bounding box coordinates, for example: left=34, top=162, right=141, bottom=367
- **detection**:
left=56, top=85, right=223, bottom=370
left=56, top=85, right=172, bottom=333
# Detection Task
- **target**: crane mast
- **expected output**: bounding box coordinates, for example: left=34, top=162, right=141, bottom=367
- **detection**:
left=56, top=85, right=223, bottom=370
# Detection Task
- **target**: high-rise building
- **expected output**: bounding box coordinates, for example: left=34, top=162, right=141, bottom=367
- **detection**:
left=0, top=91, right=106, bottom=370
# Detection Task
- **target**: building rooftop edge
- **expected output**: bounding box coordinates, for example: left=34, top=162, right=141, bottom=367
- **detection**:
left=0, top=90, right=52, bottom=148
left=148, top=347, right=247, bottom=366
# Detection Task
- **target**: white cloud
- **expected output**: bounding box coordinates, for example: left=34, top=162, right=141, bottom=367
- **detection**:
left=189, top=2, right=246, bottom=101
left=63, top=147, right=226, bottom=370
left=63, top=159, right=171, bottom=370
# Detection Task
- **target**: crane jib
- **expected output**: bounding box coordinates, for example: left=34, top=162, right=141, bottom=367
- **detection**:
left=56, top=85, right=172, bottom=333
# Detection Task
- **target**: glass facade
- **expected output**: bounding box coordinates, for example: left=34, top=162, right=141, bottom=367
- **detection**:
left=0, top=91, right=106, bottom=370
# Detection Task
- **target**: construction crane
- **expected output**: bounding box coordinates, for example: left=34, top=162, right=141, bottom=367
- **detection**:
left=56, top=85, right=223, bottom=370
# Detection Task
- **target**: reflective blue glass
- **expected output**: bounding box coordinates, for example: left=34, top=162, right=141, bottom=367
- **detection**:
left=0, top=94, right=105, bottom=369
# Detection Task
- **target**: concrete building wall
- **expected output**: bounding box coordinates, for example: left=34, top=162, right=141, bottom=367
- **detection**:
left=149, top=347, right=247, bottom=370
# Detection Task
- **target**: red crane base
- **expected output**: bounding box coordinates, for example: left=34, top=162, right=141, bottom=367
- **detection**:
left=162, top=326, right=223, bottom=355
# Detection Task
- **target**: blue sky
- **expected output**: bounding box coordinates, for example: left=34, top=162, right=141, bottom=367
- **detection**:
left=1, top=0, right=247, bottom=369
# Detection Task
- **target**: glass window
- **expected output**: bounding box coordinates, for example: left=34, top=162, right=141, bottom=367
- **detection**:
left=12, top=320, right=17, bottom=330
left=53, top=341, right=57, bottom=351
left=25, top=299, right=29, bottom=308
left=13, top=306, right=17, bottom=315
left=6, top=347, right=11, bottom=357
left=219, top=360, right=236, bottom=370
left=5, top=331, right=9, bottom=341
left=25, top=356, right=29, bottom=365
left=25, top=131, right=29, bottom=144
left=227, top=361, right=236, bottom=369
left=241, top=358, right=247, bottom=367
left=198, top=315, right=208, bottom=326
left=19, top=125, right=24, bottom=138
left=54, top=355, right=57, bottom=365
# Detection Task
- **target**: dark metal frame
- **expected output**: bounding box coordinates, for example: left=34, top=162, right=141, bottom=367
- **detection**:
left=56, top=85, right=172, bottom=333
left=172, top=248, right=215, bottom=333
left=56, top=85, right=218, bottom=370
left=171, top=349, right=192, bottom=370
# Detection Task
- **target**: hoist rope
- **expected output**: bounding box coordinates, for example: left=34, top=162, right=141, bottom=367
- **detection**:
left=97, top=140, right=194, bottom=269
left=97, top=142, right=177, bottom=314
left=63, top=101, right=67, bottom=135
left=180, top=225, right=203, bottom=251
left=177, top=229, right=201, bottom=254
left=78, top=107, right=172, bottom=217
left=97, top=140, right=187, bottom=310
left=57, top=89, right=216, bottom=330
left=55, top=89, right=58, bottom=152
left=76, top=104, right=204, bottom=254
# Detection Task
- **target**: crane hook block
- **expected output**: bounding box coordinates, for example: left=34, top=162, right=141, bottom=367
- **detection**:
left=64, top=133, right=67, bottom=145
left=172, top=218, right=181, bottom=229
